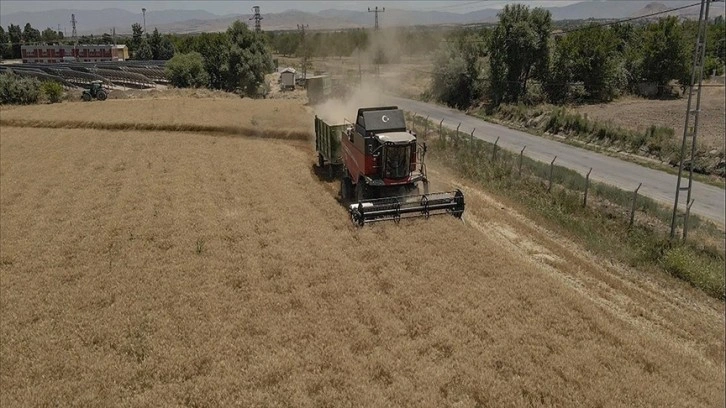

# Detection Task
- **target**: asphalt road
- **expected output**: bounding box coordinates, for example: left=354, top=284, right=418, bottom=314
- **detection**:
left=383, top=95, right=725, bottom=226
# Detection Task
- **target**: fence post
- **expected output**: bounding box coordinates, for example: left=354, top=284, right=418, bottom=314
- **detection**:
left=455, top=123, right=461, bottom=148
left=629, top=183, right=642, bottom=229
left=424, top=115, right=430, bottom=139
left=583, top=168, right=592, bottom=207
left=547, top=156, right=557, bottom=193
left=412, top=112, right=417, bottom=132
left=470, top=129, right=475, bottom=150
left=491, top=136, right=500, bottom=161
left=518, top=146, right=526, bottom=177
left=439, top=119, right=444, bottom=142
left=683, top=199, right=695, bottom=241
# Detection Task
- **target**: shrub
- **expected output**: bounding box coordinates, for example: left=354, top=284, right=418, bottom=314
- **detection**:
left=165, top=52, right=209, bottom=88
left=703, top=55, right=725, bottom=78
left=662, top=245, right=725, bottom=300
left=41, top=81, right=63, bottom=103
left=0, top=73, right=42, bottom=105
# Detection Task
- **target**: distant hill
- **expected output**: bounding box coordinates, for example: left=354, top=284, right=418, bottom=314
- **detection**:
left=631, top=1, right=725, bottom=20
left=0, top=8, right=223, bottom=35
left=633, top=2, right=670, bottom=17
left=1, top=1, right=720, bottom=36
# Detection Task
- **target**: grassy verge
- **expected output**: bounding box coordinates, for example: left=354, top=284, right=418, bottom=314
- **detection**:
left=471, top=104, right=726, bottom=187
left=409, top=113, right=726, bottom=300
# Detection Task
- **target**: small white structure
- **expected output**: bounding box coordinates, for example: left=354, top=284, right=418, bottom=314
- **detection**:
left=280, top=67, right=296, bottom=90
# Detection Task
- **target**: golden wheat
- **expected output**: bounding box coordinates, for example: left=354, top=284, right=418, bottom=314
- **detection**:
left=0, top=99, right=723, bottom=407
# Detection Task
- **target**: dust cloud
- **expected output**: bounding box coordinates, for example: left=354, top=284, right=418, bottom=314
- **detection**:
left=314, top=81, right=387, bottom=124
left=314, top=28, right=407, bottom=124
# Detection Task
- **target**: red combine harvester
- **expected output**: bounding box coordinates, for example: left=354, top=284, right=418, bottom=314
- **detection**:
left=315, top=106, right=465, bottom=226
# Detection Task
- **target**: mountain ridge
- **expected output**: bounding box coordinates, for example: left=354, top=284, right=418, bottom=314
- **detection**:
left=1, top=1, right=718, bottom=35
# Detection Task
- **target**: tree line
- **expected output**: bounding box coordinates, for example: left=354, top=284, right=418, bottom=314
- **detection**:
left=0, top=19, right=273, bottom=98
left=0, top=23, right=64, bottom=59
left=0, top=21, right=176, bottom=61
left=165, top=21, right=274, bottom=96
left=430, top=5, right=726, bottom=110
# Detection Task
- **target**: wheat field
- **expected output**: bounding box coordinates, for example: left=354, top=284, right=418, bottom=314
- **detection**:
left=1, top=98, right=724, bottom=407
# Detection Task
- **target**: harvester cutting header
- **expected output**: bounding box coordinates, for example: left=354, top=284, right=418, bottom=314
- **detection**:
left=315, top=106, right=465, bottom=226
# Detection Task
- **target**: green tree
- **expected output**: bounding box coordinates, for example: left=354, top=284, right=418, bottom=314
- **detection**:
left=150, top=28, right=162, bottom=59
left=0, top=26, right=9, bottom=59
left=559, top=25, right=622, bottom=101
left=489, top=4, right=552, bottom=105
left=188, top=32, right=229, bottom=89
left=135, top=37, right=153, bottom=60
left=638, top=17, right=688, bottom=95
left=544, top=36, right=573, bottom=104
left=165, top=52, right=209, bottom=88
left=430, top=38, right=483, bottom=110
left=41, top=27, right=59, bottom=42
left=100, top=32, right=113, bottom=44
left=22, top=23, right=41, bottom=43
left=611, top=22, right=635, bottom=54
left=130, top=23, right=143, bottom=53
left=223, top=21, right=274, bottom=95
left=276, top=32, right=301, bottom=56
left=707, top=16, right=725, bottom=67
left=7, top=24, right=22, bottom=58
left=157, top=36, right=175, bottom=60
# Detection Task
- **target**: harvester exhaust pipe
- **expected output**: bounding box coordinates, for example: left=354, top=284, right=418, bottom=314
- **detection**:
left=349, top=189, right=465, bottom=226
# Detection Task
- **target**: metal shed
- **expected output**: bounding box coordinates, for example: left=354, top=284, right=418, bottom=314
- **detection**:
left=280, top=67, right=296, bottom=90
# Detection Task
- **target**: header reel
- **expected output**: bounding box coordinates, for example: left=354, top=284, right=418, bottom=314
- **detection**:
left=349, top=189, right=465, bottom=226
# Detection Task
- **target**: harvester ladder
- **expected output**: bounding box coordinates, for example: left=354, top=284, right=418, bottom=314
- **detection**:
left=670, top=0, right=712, bottom=240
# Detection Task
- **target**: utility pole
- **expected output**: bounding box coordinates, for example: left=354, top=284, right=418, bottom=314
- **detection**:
left=71, top=14, right=77, bottom=59
left=368, top=6, right=385, bottom=30
left=298, top=24, right=309, bottom=83
left=112, top=27, right=116, bottom=46
left=670, top=0, right=712, bottom=241
left=142, top=8, right=147, bottom=34
left=250, top=6, right=263, bottom=33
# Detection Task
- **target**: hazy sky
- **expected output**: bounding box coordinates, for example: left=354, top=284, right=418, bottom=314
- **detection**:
left=0, top=1, right=583, bottom=15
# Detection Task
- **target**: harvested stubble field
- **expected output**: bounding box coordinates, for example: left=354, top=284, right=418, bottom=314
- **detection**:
left=1, top=98, right=724, bottom=407
left=574, top=82, right=726, bottom=152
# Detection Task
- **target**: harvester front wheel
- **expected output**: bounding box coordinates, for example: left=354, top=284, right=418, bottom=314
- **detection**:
left=97, top=90, right=107, bottom=101
left=356, top=180, right=368, bottom=202
left=341, top=175, right=352, bottom=200
left=81, top=92, right=91, bottom=102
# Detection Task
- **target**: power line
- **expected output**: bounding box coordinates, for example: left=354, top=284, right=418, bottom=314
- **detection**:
left=250, top=6, right=263, bottom=33
left=368, top=6, right=385, bottom=31
left=437, top=1, right=707, bottom=42
left=560, top=1, right=702, bottom=34
left=671, top=0, right=715, bottom=240
left=297, top=24, right=309, bottom=81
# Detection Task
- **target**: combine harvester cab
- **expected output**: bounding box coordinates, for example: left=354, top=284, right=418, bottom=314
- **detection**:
left=316, top=106, right=465, bottom=226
